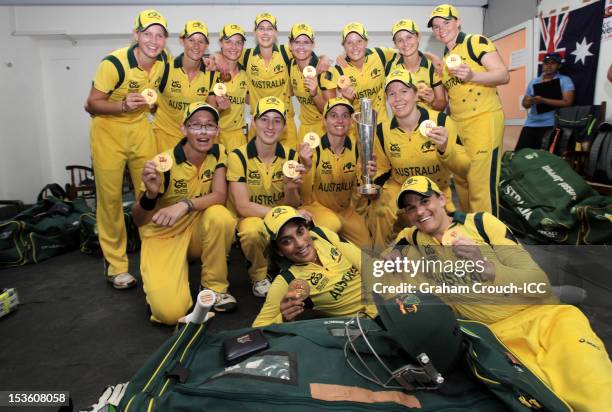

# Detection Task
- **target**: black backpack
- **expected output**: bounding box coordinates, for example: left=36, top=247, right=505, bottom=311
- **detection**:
left=542, top=105, right=602, bottom=156
left=585, top=122, right=612, bottom=184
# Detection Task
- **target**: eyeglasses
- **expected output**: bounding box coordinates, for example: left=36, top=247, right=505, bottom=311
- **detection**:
left=187, top=124, right=218, bottom=133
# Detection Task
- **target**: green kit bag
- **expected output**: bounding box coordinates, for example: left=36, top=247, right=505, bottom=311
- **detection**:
left=79, top=202, right=141, bottom=255
left=0, top=195, right=90, bottom=267
left=499, top=149, right=596, bottom=243
left=571, top=195, right=612, bottom=244
left=119, top=294, right=569, bottom=412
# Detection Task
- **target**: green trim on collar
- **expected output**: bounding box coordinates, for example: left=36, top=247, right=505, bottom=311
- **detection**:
left=396, top=51, right=429, bottom=69
left=451, top=210, right=467, bottom=224
left=173, top=53, right=207, bottom=72
left=127, top=44, right=138, bottom=68
left=390, top=117, right=399, bottom=130
left=246, top=138, right=258, bottom=158
left=444, top=31, right=467, bottom=55
left=320, top=134, right=352, bottom=150
left=128, top=43, right=166, bottom=69
left=253, top=43, right=279, bottom=56
left=246, top=138, right=287, bottom=159
left=174, top=138, right=189, bottom=164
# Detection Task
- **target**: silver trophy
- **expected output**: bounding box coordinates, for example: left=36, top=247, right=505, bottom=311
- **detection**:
left=353, top=98, right=380, bottom=195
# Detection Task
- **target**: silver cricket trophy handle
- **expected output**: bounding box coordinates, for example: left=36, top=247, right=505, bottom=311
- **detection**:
left=352, top=98, right=380, bottom=196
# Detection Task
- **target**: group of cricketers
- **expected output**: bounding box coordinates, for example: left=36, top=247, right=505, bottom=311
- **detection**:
left=85, top=5, right=611, bottom=411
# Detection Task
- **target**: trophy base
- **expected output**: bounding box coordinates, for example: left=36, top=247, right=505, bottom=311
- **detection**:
left=358, top=184, right=380, bottom=196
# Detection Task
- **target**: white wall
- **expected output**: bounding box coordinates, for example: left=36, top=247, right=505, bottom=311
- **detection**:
left=483, top=0, right=537, bottom=37
left=0, top=7, right=48, bottom=202
left=0, top=4, right=485, bottom=202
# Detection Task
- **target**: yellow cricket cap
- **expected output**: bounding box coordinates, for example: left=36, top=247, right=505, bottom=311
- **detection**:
left=134, top=9, right=168, bottom=33
left=183, top=102, right=220, bottom=124
left=254, top=96, right=286, bottom=120
left=264, top=206, right=307, bottom=240
left=396, top=176, right=442, bottom=208
left=342, top=22, right=368, bottom=42
left=220, top=23, right=246, bottom=40
left=427, top=4, right=459, bottom=28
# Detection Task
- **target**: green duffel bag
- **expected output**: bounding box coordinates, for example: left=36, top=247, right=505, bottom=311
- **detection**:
left=499, top=149, right=597, bottom=244
left=119, top=294, right=569, bottom=412
left=0, top=220, right=27, bottom=267
left=79, top=202, right=141, bottom=255
left=0, top=196, right=90, bottom=268
left=571, top=196, right=612, bottom=244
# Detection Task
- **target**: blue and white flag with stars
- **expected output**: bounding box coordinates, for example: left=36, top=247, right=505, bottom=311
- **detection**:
left=538, top=0, right=605, bottom=105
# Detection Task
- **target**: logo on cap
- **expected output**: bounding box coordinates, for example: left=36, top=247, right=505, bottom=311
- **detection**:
left=272, top=207, right=287, bottom=218
left=396, top=294, right=420, bottom=315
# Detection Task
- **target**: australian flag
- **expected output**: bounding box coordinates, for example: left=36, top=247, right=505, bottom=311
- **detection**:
left=538, top=0, right=605, bottom=105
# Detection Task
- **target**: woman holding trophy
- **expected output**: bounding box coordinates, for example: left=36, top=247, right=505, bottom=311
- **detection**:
left=300, top=98, right=375, bottom=247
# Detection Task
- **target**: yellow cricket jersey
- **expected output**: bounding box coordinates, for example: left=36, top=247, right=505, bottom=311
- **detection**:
left=442, top=32, right=502, bottom=121
left=373, top=106, right=467, bottom=190
left=140, top=139, right=227, bottom=239
left=289, top=54, right=323, bottom=126
left=241, top=44, right=294, bottom=116
left=253, top=226, right=377, bottom=326
left=218, top=65, right=248, bottom=133
left=226, top=139, right=297, bottom=206
left=92, top=44, right=168, bottom=124
left=152, top=54, right=218, bottom=139
left=385, top=51, right=442, bottom=111
left=393, top=211, right=554, bottom=324
left=320, top=47, right=395, bottom=120
left=302, top=135, right=360, bottom=213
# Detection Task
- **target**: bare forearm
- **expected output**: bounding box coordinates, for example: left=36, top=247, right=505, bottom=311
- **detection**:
left=470, top=69, right=509, bottom=87
left=191, top=191, right=226, bottom=212
left=536, top=96, right=573, bottom=108
left=235, top=202, right=271, bottom=219
left=87, top=98, right=125, bottom=116
left=284, top=188, right=301, bottom=208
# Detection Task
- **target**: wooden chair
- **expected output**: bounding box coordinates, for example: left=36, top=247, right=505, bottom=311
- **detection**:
left=65, top=165, right=135, bottom=202
left=65, top=165, right=95, bottom=200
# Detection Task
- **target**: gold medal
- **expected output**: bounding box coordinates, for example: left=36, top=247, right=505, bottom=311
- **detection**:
left=303, top=132, right=320, bottom=149
left=282, top=160, right=301, bottom=179
left=441, top=227, right=465, bottom=246
left=141, top=88, right=158, bottom=105
left=288, top=279, right=310, bottom=299
left=337, top=75, right=351, bottom=89
left=419, top=120, right=437, bottom=137
left=445, top=54, right=462, bottom=69
left=153, top=153, right=173, bottom=172
left=302, top=65, right=317, bottom=78
left=213, top=82, right=227, bottom=97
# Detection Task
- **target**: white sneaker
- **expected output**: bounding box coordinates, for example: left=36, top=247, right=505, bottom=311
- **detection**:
left=107, top=273, right=137, bottom=290
left=213, top=291, right=238, bottom=312
left=252, top=278, right=271, bottom=298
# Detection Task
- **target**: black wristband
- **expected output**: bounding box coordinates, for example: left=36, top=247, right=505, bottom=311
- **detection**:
left=139, top=194, right=157, bottom=211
